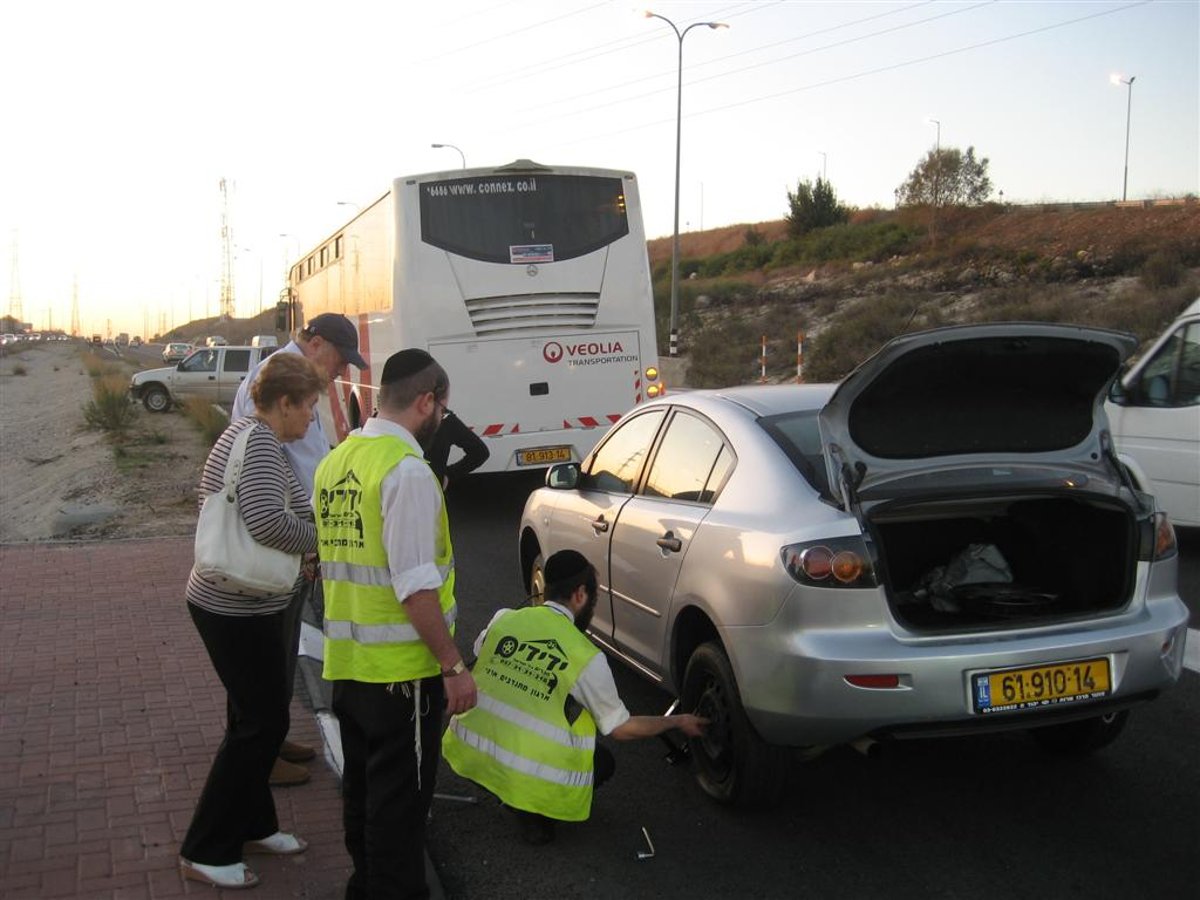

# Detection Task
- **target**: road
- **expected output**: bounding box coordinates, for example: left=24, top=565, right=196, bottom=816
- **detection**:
left=422, top=472, right=1199, bottom=900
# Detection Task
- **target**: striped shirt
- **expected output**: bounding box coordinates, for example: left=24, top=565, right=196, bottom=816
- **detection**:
left=186, top=417, right=318, bottom=616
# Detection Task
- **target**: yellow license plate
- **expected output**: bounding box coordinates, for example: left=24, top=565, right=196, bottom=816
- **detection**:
left=972, top=657, right=1111, bottom=714
left=516, top=446, right=572, bottom=467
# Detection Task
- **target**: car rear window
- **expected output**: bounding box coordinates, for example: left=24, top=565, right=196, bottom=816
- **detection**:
left=759, top=410, right=830, bottom=498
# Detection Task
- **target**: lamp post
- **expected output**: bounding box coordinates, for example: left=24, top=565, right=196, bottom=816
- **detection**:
left=1110, top=73, right=1135, bottom=201
left=431, top=143, right=466, bottom=169
left=818, top=151, right=827, bottom=181
left=644, top=10, right=728, bottom=358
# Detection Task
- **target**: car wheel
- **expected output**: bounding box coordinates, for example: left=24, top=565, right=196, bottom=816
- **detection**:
left=1030, top=710, right=1129, bottom=755
left=681, top=641, right=789, bottom=808
left=142, top=386, right=170, bottom=413
left=529, top=553, right=546, bottom=605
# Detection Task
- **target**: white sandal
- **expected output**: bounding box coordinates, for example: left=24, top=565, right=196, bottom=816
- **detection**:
left=243, top=831, right=308, bottom=855
left=179, top=857, right=260, bottom=889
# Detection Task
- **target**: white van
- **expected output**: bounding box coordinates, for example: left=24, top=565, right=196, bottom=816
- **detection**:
left=1106, top=297, right=1200, bottom=527
left=250, top=335, right=279, bottom=348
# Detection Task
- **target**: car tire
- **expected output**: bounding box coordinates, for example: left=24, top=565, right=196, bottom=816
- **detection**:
left=142, top=385, right=171, bottom=413
left=529, top=553, right=546, bottom=605
left=681, top=641, right=789, bottom=808
left=1030, top=710, right=1129, bottom=755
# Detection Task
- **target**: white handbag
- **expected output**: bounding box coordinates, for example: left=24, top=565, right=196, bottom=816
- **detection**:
left=193, top=425, right=302, bottom=595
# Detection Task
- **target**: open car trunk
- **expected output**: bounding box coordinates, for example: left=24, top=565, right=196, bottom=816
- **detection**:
left=868, top=492, right=1135, bottom=632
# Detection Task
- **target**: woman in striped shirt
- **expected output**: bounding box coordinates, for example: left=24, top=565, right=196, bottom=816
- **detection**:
left=180, top=352, right=324, bottom=891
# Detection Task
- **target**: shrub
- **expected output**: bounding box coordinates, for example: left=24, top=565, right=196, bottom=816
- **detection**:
left=804, top=293, right=931, bottom=381
left=1140, top=251, right=1184, bottom=289
left=686, top=317, right=761, bottom=388
left=181, top=396, right=229, bottom=446
left=12, top=364, right=27, bottom=376
left=83, top=375, right=137, bottom=432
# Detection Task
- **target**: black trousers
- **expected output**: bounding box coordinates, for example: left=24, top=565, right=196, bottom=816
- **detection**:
left=181, top=604, right=290, bottom=865
left=333, top=677, right=445, bottom=900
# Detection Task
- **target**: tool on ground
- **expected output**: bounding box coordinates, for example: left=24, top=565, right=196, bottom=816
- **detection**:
left=637, top=826, right=656, bottom=860
left=433, top=792, right=479, bottom=804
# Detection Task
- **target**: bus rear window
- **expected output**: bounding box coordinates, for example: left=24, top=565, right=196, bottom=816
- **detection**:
left=419, top=174, right=629, bottom=263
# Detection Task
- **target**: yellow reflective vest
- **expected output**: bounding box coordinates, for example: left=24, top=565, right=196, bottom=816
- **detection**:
left=315, top=431, right=455, bottom=683
left=442, top=605, right=600, bottom=821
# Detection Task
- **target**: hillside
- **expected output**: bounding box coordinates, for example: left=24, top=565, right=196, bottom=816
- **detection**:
left=645, top=201, right=1200, bottom=387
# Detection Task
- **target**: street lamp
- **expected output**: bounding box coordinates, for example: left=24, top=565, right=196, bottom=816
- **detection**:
left=1110, top=73, right=1135, bottom=201
left=644, top=10, right=728, bottom=358
left=336, top=201, right=363, bottom=214
left=431, top=143, right=466, bottom=169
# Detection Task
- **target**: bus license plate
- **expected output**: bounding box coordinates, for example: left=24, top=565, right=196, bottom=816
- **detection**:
left=516, top=446, right=572, bottom=467
left=972, top=657, right=1110, bottom=714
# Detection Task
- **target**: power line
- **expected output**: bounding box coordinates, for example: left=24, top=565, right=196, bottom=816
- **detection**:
left=545, top=0, right=1151, bottom=149
left=458, top=1, right=776, bottom=95
left=510, top=0, right=991, bottom=128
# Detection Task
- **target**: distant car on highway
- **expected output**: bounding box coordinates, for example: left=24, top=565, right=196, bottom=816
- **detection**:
left=132, top=344, right=277, bottom=412
left=162, top=342, right=192, bottom=363
left=1106, top=297, right=1200, bottom=528
left=519, top=323, right=1189, bottom=808
left=204, top=335, right=228, bottom=347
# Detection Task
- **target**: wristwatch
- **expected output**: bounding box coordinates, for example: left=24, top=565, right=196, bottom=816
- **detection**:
left=442, top=660, right=467, bottom=677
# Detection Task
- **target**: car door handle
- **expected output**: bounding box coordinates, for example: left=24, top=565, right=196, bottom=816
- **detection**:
left=591, top=516, right=609, bottom=533
left=656, top=531, right=682, bottom=553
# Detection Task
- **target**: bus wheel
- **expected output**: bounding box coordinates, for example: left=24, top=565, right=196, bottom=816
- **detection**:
left=142, top=386, right=170, bottom=413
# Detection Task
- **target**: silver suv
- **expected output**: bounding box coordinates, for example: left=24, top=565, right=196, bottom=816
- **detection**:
left=518, top=323, right=1188, bottom=807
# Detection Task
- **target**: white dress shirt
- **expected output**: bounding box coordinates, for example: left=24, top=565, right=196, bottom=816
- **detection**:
left=232, top=341, right=331, bottom=496
left=353, top=417, right=448, bottom=605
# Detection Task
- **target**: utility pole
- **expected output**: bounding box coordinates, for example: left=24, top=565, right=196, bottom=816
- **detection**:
left=218, top=178, right=236, bottom=320
left=70, top=274, right=81, bottom=337
left=8, top=231, right=23, bottom=327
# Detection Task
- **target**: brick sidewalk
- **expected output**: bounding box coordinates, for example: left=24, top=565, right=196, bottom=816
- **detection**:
left=0, top=538, right=351, bottom=899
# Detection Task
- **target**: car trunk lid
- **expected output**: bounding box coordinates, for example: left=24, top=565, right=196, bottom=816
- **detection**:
left=818, top=323, right=1137, bottom=511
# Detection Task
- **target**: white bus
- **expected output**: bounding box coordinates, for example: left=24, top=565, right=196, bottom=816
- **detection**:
left=287, top=159, right=663, bottom=472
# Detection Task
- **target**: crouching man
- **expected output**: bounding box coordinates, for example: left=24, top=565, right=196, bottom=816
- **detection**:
left=442, top=550, right=707, bottom=844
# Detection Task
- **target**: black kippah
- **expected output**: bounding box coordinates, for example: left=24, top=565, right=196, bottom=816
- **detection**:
left=381, top=349, right=435, bottom=384
left=544, top=550, right=591, bottom=586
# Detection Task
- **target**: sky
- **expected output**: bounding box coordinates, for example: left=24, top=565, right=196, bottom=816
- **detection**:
left=1, top=0, right=1196, bottom=338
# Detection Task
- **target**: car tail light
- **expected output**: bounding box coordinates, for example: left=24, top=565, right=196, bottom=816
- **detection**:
left=782, top=537, right=876, bottom=588
left=1138, top=511, right=1177, bottom=561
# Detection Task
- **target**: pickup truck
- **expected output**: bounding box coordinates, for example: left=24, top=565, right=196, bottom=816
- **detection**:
left=130, top=345, right=277, bottom=412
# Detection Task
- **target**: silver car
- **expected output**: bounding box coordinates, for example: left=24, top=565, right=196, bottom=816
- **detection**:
left=518, top=323, right=1189, bottom=807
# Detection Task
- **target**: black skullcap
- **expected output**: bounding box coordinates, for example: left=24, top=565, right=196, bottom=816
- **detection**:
left=381, top=348, right=436, bottom=384
left=544, top=550, right=592, bottom=586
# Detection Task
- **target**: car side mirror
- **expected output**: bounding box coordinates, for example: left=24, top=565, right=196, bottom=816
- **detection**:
left=1108, top=378, right=1129, bottom=405
left=546, top=463, right=580, bottom=490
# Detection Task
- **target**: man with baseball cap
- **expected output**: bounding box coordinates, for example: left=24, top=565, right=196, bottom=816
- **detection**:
left=232, top=312, right=368, bottom=786
left=442, top=549, right=707, bottom=845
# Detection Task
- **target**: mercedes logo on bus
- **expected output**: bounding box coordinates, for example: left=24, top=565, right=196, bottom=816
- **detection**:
left=543, top=341, right=564, bottom=363
left=526, top=265, right=538, bottom=277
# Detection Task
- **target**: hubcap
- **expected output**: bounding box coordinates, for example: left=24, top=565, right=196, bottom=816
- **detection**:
left=694, top=676, right=734, bottom=778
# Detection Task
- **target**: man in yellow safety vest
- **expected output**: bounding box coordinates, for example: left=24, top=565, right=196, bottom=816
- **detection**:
left=442, top=549, right=707, bottom=844
left=315, top=348, right=477, bottom=898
